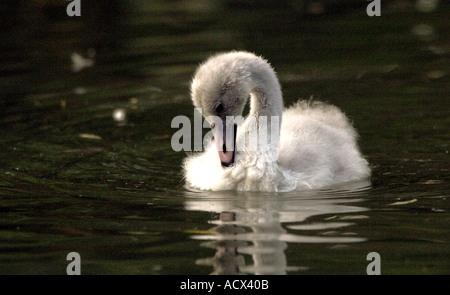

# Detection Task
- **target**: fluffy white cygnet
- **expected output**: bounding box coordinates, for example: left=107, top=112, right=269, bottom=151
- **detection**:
left=183, top=51, right=370, bottom=192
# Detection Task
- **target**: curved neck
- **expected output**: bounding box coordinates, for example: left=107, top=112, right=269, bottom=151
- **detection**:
left=246, top=61, right=283, bottom=128
left=242, top=61, right=283, bottom=160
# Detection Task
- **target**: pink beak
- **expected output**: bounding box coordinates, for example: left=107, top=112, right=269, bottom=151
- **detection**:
left=214, top=123, right=237, bottom=167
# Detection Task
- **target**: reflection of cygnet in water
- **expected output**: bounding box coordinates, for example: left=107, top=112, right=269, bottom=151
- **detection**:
left=195, top=212, right=247, bottom=275
left=235, top=210, right=288, bottom=275
left=185, top=181, right=370, bottom=275
left=195, top=210, right=289, bottom=275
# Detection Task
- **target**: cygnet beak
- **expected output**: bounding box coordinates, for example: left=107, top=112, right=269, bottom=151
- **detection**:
left=213, top=123, right=237, bottom=167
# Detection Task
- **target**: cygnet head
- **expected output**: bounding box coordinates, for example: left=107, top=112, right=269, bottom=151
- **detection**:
left=190, top=51, right=283, bottom=167
left=190, top=52, right=256, bottom=117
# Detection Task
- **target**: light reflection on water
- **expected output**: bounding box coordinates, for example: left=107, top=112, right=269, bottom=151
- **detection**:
left=184, top=180, right=371, bottom=274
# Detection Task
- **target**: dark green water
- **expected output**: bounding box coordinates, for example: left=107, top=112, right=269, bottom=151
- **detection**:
left=0, top=1, right=448, bottom=274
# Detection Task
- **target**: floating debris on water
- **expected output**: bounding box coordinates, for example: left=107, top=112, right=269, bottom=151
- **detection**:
left=388, top=198, right=418, bottom=206
left=78, top=133, right=102, bottom=140
left=412, top=24, right=436, bottom=41
left=416, top=0, right=439, bottom=13
left=71, top=52, right=95, bottom=72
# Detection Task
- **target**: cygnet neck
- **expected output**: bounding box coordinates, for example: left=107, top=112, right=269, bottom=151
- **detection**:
left=244, top=58, right=283, bottom=128
left=238, top=58, right=283, bottom=158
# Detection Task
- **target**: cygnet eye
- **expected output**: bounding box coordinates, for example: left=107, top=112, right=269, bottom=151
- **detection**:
left=215, top=103, right=224, bottom=113
left=210, top=123, right=215, bottom=129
